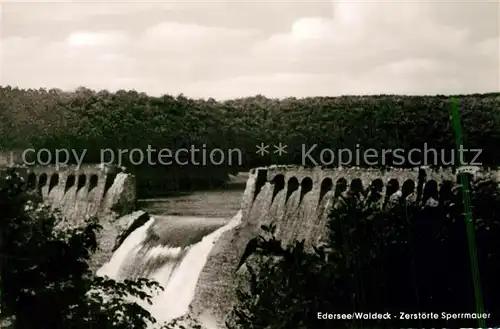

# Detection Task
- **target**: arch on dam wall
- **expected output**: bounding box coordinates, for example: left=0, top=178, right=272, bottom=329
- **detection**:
left=39, top=173, right=48, bottom=189
left=299, top=177, right=313, bottom=204
left=422, top=179, right=438, bottom=203
left=439, top=180, right=453, bottom=202
left=334, top=178, right=347, bottom=197
left=386, top=178, right=399, bottom=195
left=285, top=177, right=299, bottom=203
left=318, top=178, right=333, bottom=205
left=349, top=178, right=363, bottom=194
left=89, top=174, right=98, bottom=191
left=253, top=169, right=268, bottom=202
left=371, top=178, right=384, bottom=193
left=27, top=173, right=37, bottom=190
left=457, top=172, right=474, bottom=183
left=402, top=179, right=415, bottom=198
left=271, top=174, right=285, bottom=202
left=48, top=174, right=59, bottom=193
left=65, top=174, right=76, bottom=192
left=104, top=172, right=117, bottom=196
left=77, top=174, right=87, bottom=191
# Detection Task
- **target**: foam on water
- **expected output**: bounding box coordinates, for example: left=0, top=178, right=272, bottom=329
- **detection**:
left=97, top=218, right=154, bottom=278
left=97, top=210, right=242, bottom=326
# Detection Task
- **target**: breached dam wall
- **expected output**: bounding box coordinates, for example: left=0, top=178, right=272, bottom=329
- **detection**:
left=14, top=164, right=137, bottom=271
left=17, top=164, right=136, bottom=224
left=191, top=165, right=500, bottom=327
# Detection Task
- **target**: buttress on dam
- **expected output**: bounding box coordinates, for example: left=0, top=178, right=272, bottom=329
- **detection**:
left=14, top=164, right=500, bottom=328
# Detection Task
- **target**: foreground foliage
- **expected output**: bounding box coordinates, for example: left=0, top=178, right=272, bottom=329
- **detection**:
left=0, top=169, right=163, bottom=329
left=228, top=176, right=500, bottom=329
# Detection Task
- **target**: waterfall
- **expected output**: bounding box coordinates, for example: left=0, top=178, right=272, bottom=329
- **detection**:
left=97, top=218, right=155, bottom=278
left=97, top=210, right=242, bottom=326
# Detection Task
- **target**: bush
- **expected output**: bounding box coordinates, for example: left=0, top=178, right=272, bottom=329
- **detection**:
left=228, top=176, right=500, bottom=329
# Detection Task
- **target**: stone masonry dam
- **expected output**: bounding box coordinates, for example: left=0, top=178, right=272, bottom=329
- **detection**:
left=8, top=164, right=500, bottom=327
left=17, top=164, right=136, bottom=223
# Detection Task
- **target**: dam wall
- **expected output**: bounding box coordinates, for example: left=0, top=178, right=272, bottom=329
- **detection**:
left=244, top=165, right=500, bottom=246
left=191, top=165, right=500, bottom=327
left=14, top=164, right=136, bottom=225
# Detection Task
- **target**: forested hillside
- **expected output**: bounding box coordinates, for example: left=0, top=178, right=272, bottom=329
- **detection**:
left=1, top=86, right=499, bottom=195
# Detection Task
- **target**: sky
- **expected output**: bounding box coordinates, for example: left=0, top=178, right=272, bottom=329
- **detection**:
left=1, top=0, right=499, bottom=99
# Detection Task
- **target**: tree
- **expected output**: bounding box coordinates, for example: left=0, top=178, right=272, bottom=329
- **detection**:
left=228, top=176, right=500, bottom=329
left=0, top=168, right=164, bottom=329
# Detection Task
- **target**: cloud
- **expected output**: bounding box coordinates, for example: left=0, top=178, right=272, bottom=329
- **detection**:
left=2, top=36, right=41, bottom=59
left=1, top=33, right=137, bottom=89
left=1, top=1, right=498, bottom=98
left=66, top=31, right=129, bottom=47
left=143, top=22, right=258, bottom=40
left=239, top=1, right=498, bottom=97
left=137, top=22, right=261, bottom=55
left=2, top=1, right=183, bottom=23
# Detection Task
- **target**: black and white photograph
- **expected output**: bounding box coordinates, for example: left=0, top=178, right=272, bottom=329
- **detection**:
left=0, top=1, right=499, bottom=328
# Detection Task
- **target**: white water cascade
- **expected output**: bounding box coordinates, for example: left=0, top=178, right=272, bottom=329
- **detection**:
left=97, top=210, right=242, bottom=326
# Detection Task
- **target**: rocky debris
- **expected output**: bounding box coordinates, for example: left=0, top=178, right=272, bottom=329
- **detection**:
left=89, top=210, right=150, bottom=273
left=112, top=210, right=150, bottom=252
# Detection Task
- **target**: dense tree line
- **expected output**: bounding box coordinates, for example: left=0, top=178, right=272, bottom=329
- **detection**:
left=228, top=175, right=500, bottom=329
left=1, top=87, right=500, bottom=193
